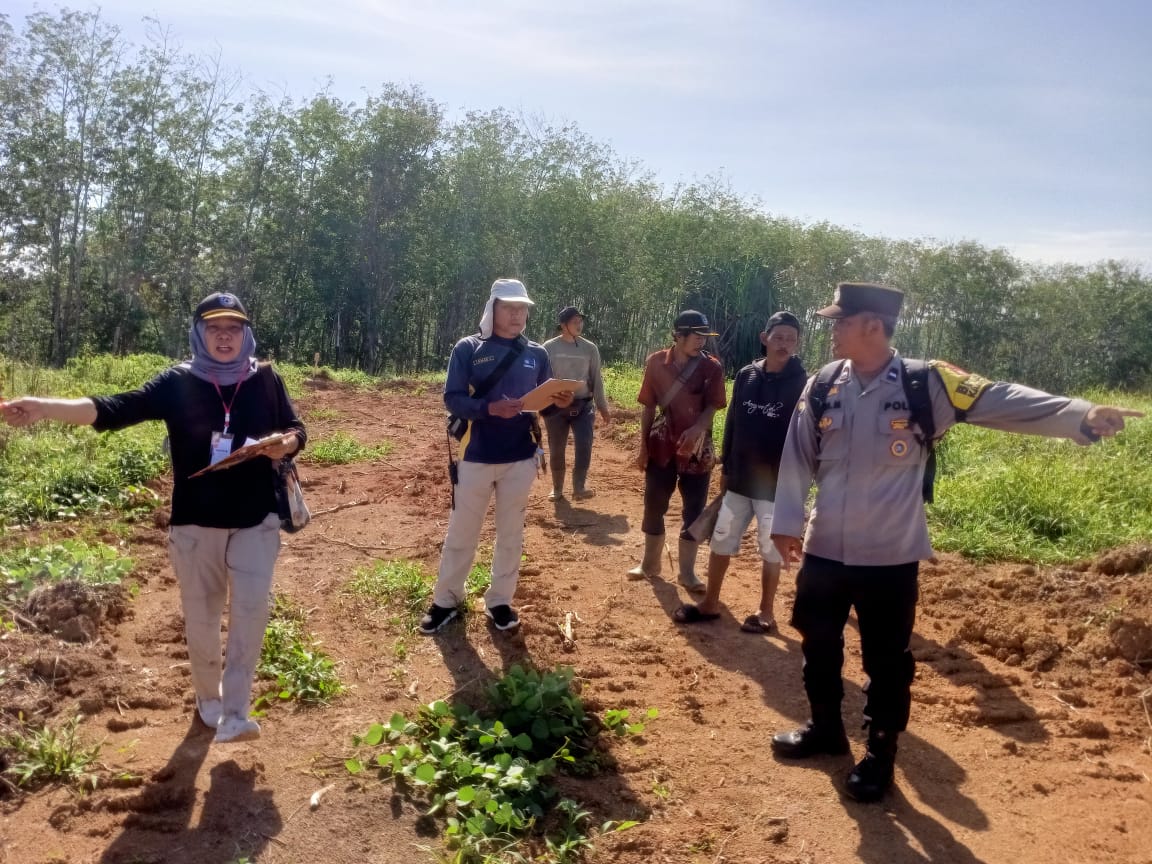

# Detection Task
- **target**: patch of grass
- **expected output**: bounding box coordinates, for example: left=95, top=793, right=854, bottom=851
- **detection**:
left=0, top=539, right=134, bottom=597
left=1, top=714, right=101, bottom=790
left=0, top=354, right=171, bottom=527
left=306, top=407, right=343, bottom=421
left=346, top=665, right=639, bottom=863
left=301, top=431, right=392, bottom=465
left=347, top=557, right=490, bottom=632
left=929, top=391, right=1152, bottom=563
left=0, top=422, right=166, bottom=526
left=256, top=597, right=345, bottom=707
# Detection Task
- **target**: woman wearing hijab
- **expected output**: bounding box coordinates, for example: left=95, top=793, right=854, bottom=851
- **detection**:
left=1, top=292, right=306, bottom=743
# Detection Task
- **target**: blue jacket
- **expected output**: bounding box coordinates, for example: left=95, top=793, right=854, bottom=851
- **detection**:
left=444, top=334, right=551, bottom=463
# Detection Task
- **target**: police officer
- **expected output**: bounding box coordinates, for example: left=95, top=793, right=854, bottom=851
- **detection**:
left=770, top=282, right=1143, bottom=802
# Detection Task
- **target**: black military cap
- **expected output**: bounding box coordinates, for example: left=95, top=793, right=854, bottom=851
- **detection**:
left=816, top=283, right=903, bottom=319
left=195, top=292, right=249, bottom=323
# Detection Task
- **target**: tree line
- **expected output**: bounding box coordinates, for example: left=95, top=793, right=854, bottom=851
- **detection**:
left=1, top=7, right=1149, bottom=393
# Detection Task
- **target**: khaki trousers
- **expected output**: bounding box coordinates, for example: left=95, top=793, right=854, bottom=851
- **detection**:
left=434, top=458, right=536, bottom=610
left=168, top=513, right=281, bottom=719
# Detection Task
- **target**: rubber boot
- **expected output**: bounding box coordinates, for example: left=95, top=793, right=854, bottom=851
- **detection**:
left=627, top=533, right=664, bottom=580
left=677, top=538, right=705, bottom=593
left=771, top=704, right=851, bottom=758
left=548, top=469, right=565, bottom=501
left=845, top=729, right=898, bottom=803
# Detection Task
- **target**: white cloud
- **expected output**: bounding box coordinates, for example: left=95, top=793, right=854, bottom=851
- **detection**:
left=1005, top=230, right=1152, bottom=270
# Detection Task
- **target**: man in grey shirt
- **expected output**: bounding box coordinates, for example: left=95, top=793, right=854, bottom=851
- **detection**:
left=770, top=282, right=1142, bottom=803
left=542, top=307, right=611, bottom=501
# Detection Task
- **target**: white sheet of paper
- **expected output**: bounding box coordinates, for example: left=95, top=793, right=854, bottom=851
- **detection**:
left=520, top=378, right=584, bottom=412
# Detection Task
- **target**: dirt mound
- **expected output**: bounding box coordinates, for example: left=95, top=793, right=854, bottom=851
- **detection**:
left=1095, top=544, right=1152, bottom=576
left=22, top=580, right=129, bottom=643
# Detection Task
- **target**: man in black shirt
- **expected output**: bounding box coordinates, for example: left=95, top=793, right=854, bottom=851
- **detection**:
left=674, top=312, right=806, bottom=631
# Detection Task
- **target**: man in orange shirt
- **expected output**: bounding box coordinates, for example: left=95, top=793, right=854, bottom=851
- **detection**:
left=628, top=311, right=727, bottom=591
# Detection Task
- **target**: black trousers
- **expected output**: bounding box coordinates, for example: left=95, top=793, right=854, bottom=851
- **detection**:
left=791, top=553, right=919, bottom=732
left=641, top=458, right=711, bottom=539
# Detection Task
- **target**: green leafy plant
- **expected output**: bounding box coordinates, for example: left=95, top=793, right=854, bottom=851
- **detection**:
left=1, top=714, right=101, bottom=790
left=301, top=431, right=392, bottom=465
left=0, top=540, right=134, bottom=596
left=256, top=597, right=345, bottom=706
left=601, top=707, right=658, bottom=737
left=347, top=665, right=641, bottom=863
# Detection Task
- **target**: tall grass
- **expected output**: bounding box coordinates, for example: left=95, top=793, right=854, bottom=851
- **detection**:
left=929, top=390, right=1152, bottom=563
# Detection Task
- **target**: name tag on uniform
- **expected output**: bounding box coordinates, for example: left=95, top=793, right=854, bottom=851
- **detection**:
left=209, top=431, right=234, bottom=465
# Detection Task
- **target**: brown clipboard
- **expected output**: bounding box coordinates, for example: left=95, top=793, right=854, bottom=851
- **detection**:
left=188, top=437, right=280, bottom=478
left=520, top=379, right=584, bottom=412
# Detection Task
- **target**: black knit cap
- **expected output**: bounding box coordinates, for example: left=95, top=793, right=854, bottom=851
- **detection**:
left=816, top=283, right=903, bottom=319
left=195, top=292, right=249, bottom=324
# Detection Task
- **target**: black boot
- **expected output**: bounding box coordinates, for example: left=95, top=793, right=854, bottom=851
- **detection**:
left=771, top=707, right=850, bottom=758
left=846, top=729, right=898, bottom=802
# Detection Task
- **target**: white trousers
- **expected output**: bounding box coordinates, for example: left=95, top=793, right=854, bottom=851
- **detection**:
left=168, top=513, right=281, bottom=719
left=434, top=458, right=537, bottom=610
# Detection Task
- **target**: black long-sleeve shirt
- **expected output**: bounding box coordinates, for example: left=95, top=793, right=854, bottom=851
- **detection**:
left=721, top=356, right=807, bottom=500
left=91, top=364, right=306, bottom=528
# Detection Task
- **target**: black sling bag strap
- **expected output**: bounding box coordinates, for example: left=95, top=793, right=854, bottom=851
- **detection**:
left=446, top=336, right=528, bottom=508
left=471, top=335, right=527, bottom=401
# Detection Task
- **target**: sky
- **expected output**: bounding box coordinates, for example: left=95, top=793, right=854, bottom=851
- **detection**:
left=9, top=0, right=1152, bottom=268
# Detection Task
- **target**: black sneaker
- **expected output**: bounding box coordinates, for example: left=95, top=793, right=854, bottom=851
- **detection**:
left=485, top=604, right=521, bottom=632
left=418, top=604, right=459, bottom=635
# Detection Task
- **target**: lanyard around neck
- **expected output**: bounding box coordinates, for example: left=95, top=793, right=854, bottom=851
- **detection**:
left=210, top=375, right=245, bottom=433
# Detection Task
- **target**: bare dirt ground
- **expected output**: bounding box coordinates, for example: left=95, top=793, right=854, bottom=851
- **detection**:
left=2, top=380, right=1151, bottom=864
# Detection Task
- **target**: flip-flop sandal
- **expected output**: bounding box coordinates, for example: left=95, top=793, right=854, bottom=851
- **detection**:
left=740, top=615, right=776, bottom=634
left=673, top=603, right=721, bottom=624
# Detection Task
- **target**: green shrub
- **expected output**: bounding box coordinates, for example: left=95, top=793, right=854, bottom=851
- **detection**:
left=346, top=665, right=639, bottom=863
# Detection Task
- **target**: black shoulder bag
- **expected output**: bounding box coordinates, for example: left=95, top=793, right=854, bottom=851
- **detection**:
left=446, top=337, right=527, bottom=441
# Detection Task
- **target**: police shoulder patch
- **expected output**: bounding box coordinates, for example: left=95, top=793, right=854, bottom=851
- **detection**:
left=930, top=360, right=991, bottom=411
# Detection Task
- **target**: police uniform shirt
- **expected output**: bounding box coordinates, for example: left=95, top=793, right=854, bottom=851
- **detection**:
left=772, top=352, right=1096, bottom=566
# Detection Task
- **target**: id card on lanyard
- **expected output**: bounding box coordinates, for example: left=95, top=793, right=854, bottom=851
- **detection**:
left=208, top=375, right=244, bottom=466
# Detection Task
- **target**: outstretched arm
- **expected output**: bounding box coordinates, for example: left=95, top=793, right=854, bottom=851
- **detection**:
left=1, top=397, right=97, bottom=427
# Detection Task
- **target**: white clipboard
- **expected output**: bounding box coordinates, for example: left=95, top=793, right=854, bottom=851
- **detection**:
left=521, top=379, right=584, bottom=412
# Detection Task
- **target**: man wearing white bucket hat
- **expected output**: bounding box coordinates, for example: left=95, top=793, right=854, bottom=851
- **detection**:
left=420, top=279, right=573, bottom=635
